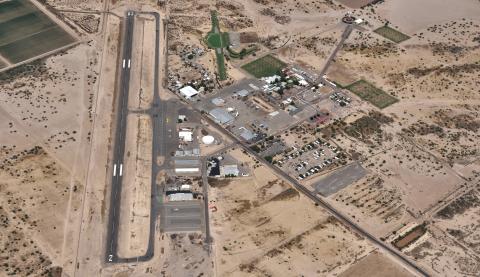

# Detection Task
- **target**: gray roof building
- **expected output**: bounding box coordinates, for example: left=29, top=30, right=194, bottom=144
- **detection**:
left=239, top=127, right=257, bottom=141
left=220, top=164, right=239, bottom=176
left=235, top=89, right=249, bottom=97
left=209, top=108, right=234, bottom=125
left=211, top=97, right=225, bottom=106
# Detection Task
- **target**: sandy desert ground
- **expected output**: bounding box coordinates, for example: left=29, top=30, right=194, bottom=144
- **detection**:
left=1, top=0, right=479, bottom=276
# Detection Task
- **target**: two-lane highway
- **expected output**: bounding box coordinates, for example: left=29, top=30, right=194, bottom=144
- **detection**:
left=105, top=11, right=135, bottom=263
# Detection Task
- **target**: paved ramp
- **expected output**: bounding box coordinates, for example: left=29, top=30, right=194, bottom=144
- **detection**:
left=313, top=162, right=366, bottom=196
left=160, top=201, right=203, bottom=232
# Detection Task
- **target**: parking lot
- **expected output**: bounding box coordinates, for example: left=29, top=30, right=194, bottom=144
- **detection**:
left=312, top=162, right=367, bottom=196
left=160, top=201, right=203, bottom=232
left=272, top=137, right=347, bottom=181
left=195, top=79, right=307, bottom=142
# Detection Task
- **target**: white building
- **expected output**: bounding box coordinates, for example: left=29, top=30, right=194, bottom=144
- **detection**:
left=180, top=86, right=199, bottom=99
left=220, top=164, right=239, bottom=177
left=168, top=193, right=194, bottom=201
left=179, top=130, right=193, bottom=142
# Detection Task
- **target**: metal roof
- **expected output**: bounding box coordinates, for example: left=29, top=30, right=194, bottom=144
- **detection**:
left=209, top=108, right=234, bottom=124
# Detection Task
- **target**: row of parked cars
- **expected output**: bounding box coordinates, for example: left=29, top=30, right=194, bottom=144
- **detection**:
left=330, top=92, right=351, bottom=107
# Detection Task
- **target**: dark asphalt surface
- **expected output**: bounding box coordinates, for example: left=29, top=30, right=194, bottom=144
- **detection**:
left=105, top=11, right=135, bottom=263
left=105, top=11, right=161, bottom=264
left=197, top=115, right=430, bottom=277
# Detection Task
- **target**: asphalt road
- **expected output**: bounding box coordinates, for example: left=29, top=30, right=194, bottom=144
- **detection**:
left=197, top=115, right=430, bottom=277
left=105, top=11, right=161, bottom=264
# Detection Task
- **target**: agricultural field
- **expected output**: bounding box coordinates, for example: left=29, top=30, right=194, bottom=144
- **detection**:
left=0, top=0, right=75, bottom=65
left=241, top=54, right=286, bottom=78
left=373, top=25, right=410, bottom=43
left=346, top=80, right=398, bottom=109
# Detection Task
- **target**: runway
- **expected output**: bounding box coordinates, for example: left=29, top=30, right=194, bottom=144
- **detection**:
left=105, top=11, right=161, bottom=264
left=105, top=11, right=135, bottom=263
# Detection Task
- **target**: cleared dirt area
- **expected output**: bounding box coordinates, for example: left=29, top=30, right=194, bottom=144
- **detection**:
left=0, top=145, right=84, bottom=276
left=336, top=0, right=376, bottom=9
left=127, top=14, right=155, bottom=111
left=0, top=11, right=100, bottom=273
left=117, top=114, right=152, bottom=258
left=434, top=189, right=480, bottom=255
left=339, top=251, right=414, bottom=277
left=376, top=0, right=480, bottom=34
left=405, top=226, right=480, bottom=276
left=209, top=148, right=375, bottom=276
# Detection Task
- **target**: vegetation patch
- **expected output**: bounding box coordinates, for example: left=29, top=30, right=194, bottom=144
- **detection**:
left=393, top=224, right=427, bottom=250
left=346, top=79, right=398, bottom=109
left=436, top=190, right=480, bottom=220
left=374, top=25, right=410, bottom=43
left=241, top=54, right=286, bottom=78
left=345, top=111, right=393, bottom=137
left=208, top=177, right=232, bottom=188
left=270, top=188, right=300, bottom=201
left=206, top=32, right=229, bottom=48
left=204, top=10, right=228, bottom=80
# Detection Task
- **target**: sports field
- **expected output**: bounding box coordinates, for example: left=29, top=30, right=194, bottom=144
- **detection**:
left=0, top=0, right=75, bottom=64
left=373, top=25, right=410, bottom=43
left=346, top=80, right=398, bottom=109
left=241, top=54, right=286, bottom=78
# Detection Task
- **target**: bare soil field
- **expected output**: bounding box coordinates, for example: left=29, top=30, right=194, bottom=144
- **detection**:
left=209, top=148, right=376, bottom=276
left=328, top=174, right=412, bottom=238
left=0, top=146, right=82, bottom=276
left=117, top=114, right=152, bottom=258
left=376, top=0, right=480, bottom=34
left=434, top=189, right=480, bottom=255
left=405, top=226, right=480, bottom=276
left=127, top=13, right=156, bottom=111
left=0, top=20, right=100, bottom=275
left=339, top=251, right=414, bottom=277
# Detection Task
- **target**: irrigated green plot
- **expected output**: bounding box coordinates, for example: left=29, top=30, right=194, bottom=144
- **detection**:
left=206, top=32, right=229, bottom=48
left=346, top=80, right=398, bottom=109
left=241, top=54, right=286, bottom=78
left=0, top=12, right=55, bottom=46
left=373, top=25, right=410, bottom=43
left=0, top=0, right=75, bottom=65
left=0, top=26, right=74, bottom=63
left=0, top=0, right=33, bottom=23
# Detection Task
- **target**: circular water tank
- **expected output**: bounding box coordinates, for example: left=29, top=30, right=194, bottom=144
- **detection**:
left=202, top=135, right=215, bottom=145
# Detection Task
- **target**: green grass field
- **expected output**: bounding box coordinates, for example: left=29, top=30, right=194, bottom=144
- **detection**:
left=0, top=0, right=74, bottom=64
left=0, top=26, right=75, bottom=63
left=346, top=80, right=398, bottom=109
left=206, top=32, right=229, bottom=48
left=241, top=54, right=286, bottom=78
left=205, top=10, right=228, bottom=80
left=373, top=25, right=410, bottom=43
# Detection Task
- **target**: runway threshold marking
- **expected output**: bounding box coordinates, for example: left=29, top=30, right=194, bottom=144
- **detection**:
left=128, top=59, right=131, bottom=68
left=122, top=59, right=125, bottom=68
left=119, top=164, right=123, bottom=176
left=113, top=164, right=117, bottom=176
